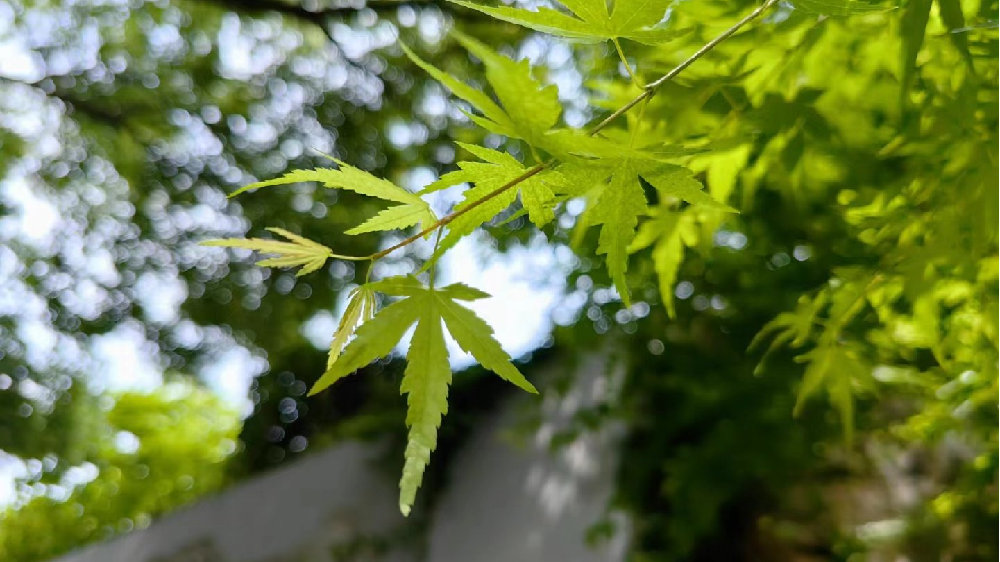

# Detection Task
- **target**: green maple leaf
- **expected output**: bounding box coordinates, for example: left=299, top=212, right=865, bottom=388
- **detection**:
left=541, top=129, right=706, bottom=164
left=229, top=162, right=436, bottom=234
left=629, top=208, right=699, bottom=317
left=200, top=227, right=335, bottom=276
left=749, top=290, right=830, bottom=365
left=402, top=32, right=561, bottom=144
left=591, top=160, right=649, bottom=306
left=752, top=272, right=880, bottom=444
left=565, top=158, right=734, bottom=305
left=790, top=0, right=892, bottom=16
left=450, top=0, right=676, bottom=45
left=419, top=144, right=564, bottom=267
left=793, top=344, right=870, bottom=444
left=307, top=276, right=536, bottom=515
left=326, top=285, right=376, bottom=371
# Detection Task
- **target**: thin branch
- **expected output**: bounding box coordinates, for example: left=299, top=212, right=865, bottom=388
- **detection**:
left=369, top=163, right=548, bottom=260
left=612, top=38, right=641, bottom=87
left=329, top=252, right=373, bottom=261
left=588, top=0, right=780, bottom=135
left=370, top=0, right=781, bottom=261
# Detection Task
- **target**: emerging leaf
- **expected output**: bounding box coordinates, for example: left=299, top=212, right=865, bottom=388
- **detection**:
left=326, top=285, right=377, bottom=371
left=201, top=227, right=334, bottom=277
left=229, top=163, right=436, bottom=234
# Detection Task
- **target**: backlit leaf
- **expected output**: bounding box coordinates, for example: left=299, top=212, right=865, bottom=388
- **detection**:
left=200, top=227, right=334, bottom=277
left=326, top=285, right=377, bottom=372
left=307, top=277, right=536, bottom=514
left=790, top=0, right=892, bottom=16
left=450, top=0, right=676, bottom=44
left=591, top=161, right=649, bottom=306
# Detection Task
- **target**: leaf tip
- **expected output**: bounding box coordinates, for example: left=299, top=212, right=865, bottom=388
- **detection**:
left=229, top=184, right=256, bottom=198
left=306, top=380, right=328, bottom=397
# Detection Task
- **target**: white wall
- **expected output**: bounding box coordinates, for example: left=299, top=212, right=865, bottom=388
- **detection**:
left=52, top=356, right=627, bottom=562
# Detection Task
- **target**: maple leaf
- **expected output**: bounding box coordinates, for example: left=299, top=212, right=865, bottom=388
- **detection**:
left=751, top=271, right=881, bottom=444
left=591, top=160, right=649, bottom=306
left=326, top=285, right=377, bottom=371
left=450, top=0, right=677, bottom=45
left=629, top=208, right=699, bottom=317
left=791, top=0, right=890, bottom=16
left=307, top=276, right=536, bottom=515
left=200, top=227, right=335, bottom=276
left=563, top=157, right=734, bottom=305
left=793, top=344, right=870, bottom=444
left=419, top=144, right=564, bottom=267
left=402, top=32, right=561, bottom=144
left=229, top=162, right=436, bottom=234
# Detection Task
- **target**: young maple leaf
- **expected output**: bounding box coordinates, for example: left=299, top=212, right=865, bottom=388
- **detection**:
left=229, top=161, right=436, bottom=235
left=402, top=31, right=561, bottom=145
left=629, top=208, right=700, bottom=317
left=307, top=276, right=537, bottom=515
left=200, top=227, right=335, bottom=276
left=563, top=157, right=735, bottom=306
left=450, top=0, right=678, bottom=45
left=417, top=143, right=564, bottom=267
left=326, top=285, right=377, bottom=371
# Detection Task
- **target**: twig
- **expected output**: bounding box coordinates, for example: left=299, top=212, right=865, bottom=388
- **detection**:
left=588, top=0, right=780, bottom=134
left=369, top=163, right=547, bottom=260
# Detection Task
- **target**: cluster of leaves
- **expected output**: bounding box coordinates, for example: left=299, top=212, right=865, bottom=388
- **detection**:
left=205, top=0, right=996, bottom=538
left=204, top=0, right=751, bottom=514
left=0, top=0, right=992, bottom=556
left=0, top=382, right=239, bottom=561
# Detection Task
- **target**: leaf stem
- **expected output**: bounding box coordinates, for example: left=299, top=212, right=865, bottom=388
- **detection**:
left=370, top=0, right=779, bottom=261
left=612, top=38, right=641, bottom=87
left=428, top=226, right=444, bottom=289
left=329, top=252, right=375, bottom=261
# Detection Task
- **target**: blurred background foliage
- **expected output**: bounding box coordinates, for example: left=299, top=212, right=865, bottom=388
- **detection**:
left=0, top=0, right=995, bottom=561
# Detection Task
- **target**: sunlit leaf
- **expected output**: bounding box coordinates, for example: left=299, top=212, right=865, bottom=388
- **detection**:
left=308, top=277, right=535, bottom=514
left=200, top=227, right=334, bottom=276
left=450, top=0, right=676, bottom=44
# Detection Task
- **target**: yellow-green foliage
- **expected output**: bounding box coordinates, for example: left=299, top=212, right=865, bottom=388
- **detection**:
left=0, top=383, right=239, bottom=562
left=203, top=0, right=997, bottom=525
